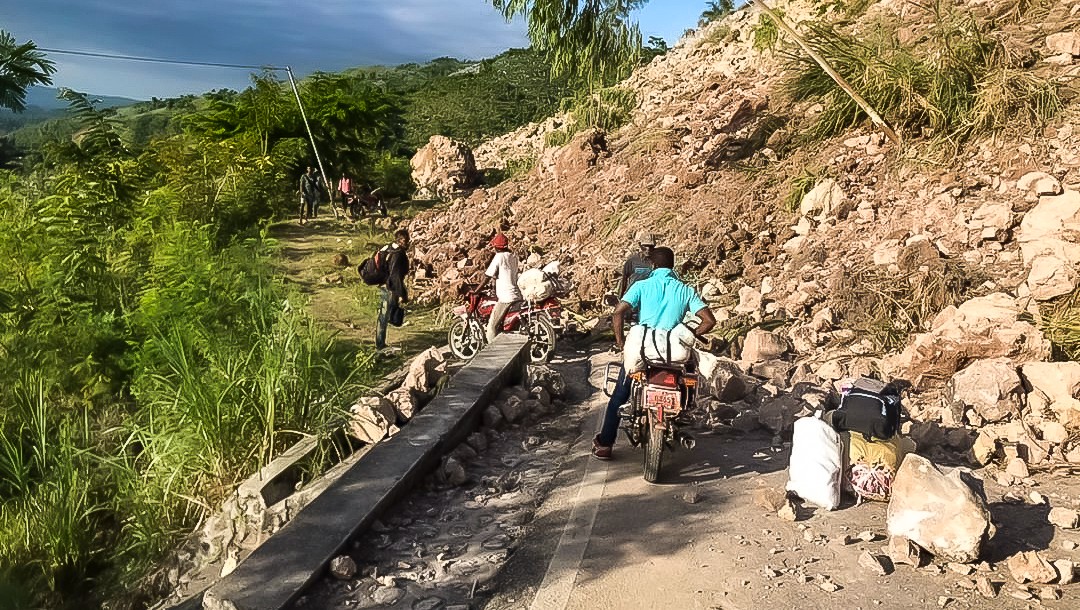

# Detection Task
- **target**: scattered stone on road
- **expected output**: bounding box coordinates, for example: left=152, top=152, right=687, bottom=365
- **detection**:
left=1007, top=550, right=1057, bottom=584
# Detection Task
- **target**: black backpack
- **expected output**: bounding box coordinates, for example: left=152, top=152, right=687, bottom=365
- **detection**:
left=831, top=378, right=902, bottom=441
left=359, top=245, right=390, bottom=285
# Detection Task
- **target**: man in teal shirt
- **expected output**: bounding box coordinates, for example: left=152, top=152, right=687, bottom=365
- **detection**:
left=593, top=247, right=716, bottom=459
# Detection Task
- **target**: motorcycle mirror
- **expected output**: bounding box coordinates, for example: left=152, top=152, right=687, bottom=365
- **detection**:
left=602, top=294, right=619, bottom=307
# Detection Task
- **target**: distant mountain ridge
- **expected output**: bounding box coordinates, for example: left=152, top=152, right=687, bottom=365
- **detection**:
left=13, top=86, right=141, bottom=112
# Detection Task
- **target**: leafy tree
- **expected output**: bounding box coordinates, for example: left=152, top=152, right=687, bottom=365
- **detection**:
left=491, top=1, right=645, bottom=89
left=699, top=0, right=736, bottom=27
left=0, top=31, right=55, bottom=112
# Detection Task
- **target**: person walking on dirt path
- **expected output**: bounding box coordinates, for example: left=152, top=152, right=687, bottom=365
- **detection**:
left=473, top=233, right=522, bottom=343
left=338, top=174, right=353, bottom=216
left=619, top=231, right=656, bottom=296
left=299, top=166, right=320, bottom=223
left=593, top=246, right=716, bottom=460
left=376, top=228, right=411, bottom=351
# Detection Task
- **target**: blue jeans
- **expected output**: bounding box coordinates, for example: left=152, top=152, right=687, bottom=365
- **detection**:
left=376, top=288, right=399, bottom=349
left=598, top=366, right=632, bottom=447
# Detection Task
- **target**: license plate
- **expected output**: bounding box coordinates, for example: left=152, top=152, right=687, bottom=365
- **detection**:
left=644, top=386, right=680, bottom=413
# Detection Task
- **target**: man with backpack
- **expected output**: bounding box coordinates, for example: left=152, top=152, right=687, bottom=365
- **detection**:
left=369, top=228, right=410, bottom=351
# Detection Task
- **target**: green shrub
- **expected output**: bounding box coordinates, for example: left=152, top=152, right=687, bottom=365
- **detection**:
left=785, top=169, right=819, bottom=212
left=544, top=87, right=637, bottom=147
left=752, top=10, right=783, bottom=52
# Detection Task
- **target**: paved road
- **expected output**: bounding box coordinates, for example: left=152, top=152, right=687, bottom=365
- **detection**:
left=484, top=352, right=1057, bottom=610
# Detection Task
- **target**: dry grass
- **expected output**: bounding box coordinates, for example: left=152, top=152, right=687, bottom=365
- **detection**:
left=828, top=261, right=991, bottom=352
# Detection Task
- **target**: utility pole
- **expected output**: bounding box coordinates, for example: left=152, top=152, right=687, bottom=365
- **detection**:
left=285, top=66, right=340, bottom=219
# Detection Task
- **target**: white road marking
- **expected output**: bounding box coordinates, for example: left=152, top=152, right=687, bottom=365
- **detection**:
left=528, top=406, right=611, bottom=610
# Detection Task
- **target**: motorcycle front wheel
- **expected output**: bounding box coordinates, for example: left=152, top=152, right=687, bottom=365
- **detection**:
left=525, top=315, right=556, bottom=363
left=643, top=412, right=664, bottom=483
left=448, top=318, right=484, bottom=360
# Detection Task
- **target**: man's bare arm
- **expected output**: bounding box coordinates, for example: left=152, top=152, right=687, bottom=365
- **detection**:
left=613, top=301, right=632, bottom=350
left=694, top=307, right=716, bottom=339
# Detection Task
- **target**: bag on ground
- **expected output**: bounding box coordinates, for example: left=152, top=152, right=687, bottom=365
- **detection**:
left=831, top=377, right=902, bottom=441
left=847, top=433, right=908, bottom=502
left=623, top=324, right=696, bottom=372
left=786, top=415, right=844, bottom=510
left=359, top=245, right=390, bottom=285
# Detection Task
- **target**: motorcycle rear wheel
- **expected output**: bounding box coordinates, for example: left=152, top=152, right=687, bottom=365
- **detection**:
left=643, top=413, right=664, bottom=483
left=448, top=319, right=484, bottom=360
left=525, top=315, right=556, bottom=363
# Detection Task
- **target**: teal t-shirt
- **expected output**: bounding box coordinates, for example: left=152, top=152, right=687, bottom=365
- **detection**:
left=622, top=268, right=707, bottom=330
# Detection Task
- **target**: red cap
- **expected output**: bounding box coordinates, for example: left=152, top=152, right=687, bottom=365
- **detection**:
left=491, top=233, right=509, bottom=249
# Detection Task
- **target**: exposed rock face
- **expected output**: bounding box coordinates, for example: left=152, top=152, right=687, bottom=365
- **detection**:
left=1047, top=32, right=1080, bottom=57
left=1018, top=190, right=1080, bottom=300
left=411, top=135, right=480, bottom=200
left=1020, top=361, right=1080, bottom=428
left=887, top=293, right=1051, bottom=387
left=886, top=455, right=992, bottom=563
left=948, top=358, right=1024, bottom=424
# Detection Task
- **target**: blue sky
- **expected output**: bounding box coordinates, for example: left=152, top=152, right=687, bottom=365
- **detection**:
left=2, top=1, right=710, bottom=100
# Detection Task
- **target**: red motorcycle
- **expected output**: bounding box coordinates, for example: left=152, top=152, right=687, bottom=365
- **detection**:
left=447, top=284, right=561, bottom=363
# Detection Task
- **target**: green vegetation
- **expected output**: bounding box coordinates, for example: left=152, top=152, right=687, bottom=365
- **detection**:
left=782, top=5, right=1061, bottom=145
left=784, top=168, right=819, bottom=212
left=699, top=0, right=736, bottom=26
left=751, top=9, right=783, bottom=52
left=544, top=87, right=638, bottom=146
left=1040, top=289, right=1080, bottom=361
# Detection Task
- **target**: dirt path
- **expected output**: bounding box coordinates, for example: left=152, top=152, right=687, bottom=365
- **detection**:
left=292, top=346, right=1080, bottom=610
left=268, top=216, right=444, bottom=356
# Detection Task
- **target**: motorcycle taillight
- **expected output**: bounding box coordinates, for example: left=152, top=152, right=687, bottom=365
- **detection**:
left=647, top=370, right=678, bottom=387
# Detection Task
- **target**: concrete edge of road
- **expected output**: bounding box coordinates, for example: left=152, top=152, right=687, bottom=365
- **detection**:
left=202, top=334, right=530, bottom=610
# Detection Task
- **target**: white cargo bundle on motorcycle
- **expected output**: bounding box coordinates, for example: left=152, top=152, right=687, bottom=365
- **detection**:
left=622, top=323, right=696, bottom=372
left=517, top=261, right=562, bottom=302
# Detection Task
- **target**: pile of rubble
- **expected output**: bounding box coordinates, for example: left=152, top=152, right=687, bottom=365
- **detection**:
left=405, top=0, right=1080, bottom=477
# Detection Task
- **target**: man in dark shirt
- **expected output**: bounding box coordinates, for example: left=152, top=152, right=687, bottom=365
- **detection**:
left=376, top=228, right=411, bottom=350
left=619, top=231, right=656, bottom=296
left=299, top=166, right=320, bottom=224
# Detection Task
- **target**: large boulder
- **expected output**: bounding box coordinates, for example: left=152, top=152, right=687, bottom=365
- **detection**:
left=346, top=397, right=397, bottom=444
left=1017, top=190, right=1080, bottom=300
left=800, top=178, right=846, bottom=220
left=758, top=395, right=808, bottom=435
left=948, top=358, right=1024, bottom=424
left=410, top=135, right=480, bottom=200
left=697, top=351, right=754, bottom=402
left=887, top=293, right=1051, bottom=387
left=741, top=328, right=790, bottom=363
left=403, top=347, right=446, bottom=395
left=1020, top=361, right=1080, bottom=428
left=887, top=454, right=993, bottom=563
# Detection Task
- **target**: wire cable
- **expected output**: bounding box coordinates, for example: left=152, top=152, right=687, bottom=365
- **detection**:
left=37, top=47, right=285, bottom=71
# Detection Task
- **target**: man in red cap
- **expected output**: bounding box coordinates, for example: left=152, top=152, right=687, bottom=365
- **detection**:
left=474, top=232, right=522, bottom=342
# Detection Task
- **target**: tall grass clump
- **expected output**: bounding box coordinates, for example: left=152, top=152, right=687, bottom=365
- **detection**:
left=829, top=261, right=989, bottom=352
left=783, top=3, right=1060, bottom=145
left=1039, top=288, right=1080, bottom=361
left=544, top=87, right=637, bottom=147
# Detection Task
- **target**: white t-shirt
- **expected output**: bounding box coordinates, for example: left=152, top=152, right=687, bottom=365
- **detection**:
left=486, top=251, right=523, bottom=303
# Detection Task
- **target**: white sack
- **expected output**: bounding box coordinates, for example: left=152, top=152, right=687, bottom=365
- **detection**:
left=518, top=268, right=554, bottom=302
left=786, top=416, right=843, bottom=510
left=623, top=324, right=696, bottom=372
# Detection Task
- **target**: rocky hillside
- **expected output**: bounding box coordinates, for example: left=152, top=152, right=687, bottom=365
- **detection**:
left=406, top=1, right=1080, bottom=467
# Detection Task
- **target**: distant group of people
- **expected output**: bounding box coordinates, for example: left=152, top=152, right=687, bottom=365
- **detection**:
left=297, top=166, right=387, bottom=225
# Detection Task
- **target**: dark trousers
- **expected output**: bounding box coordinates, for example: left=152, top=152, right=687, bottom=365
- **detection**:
left=301, top=194, right=317, bottom=219
left=376, top=288, right=400, bottom=349
left=598, top=366, right=632, bottom=447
